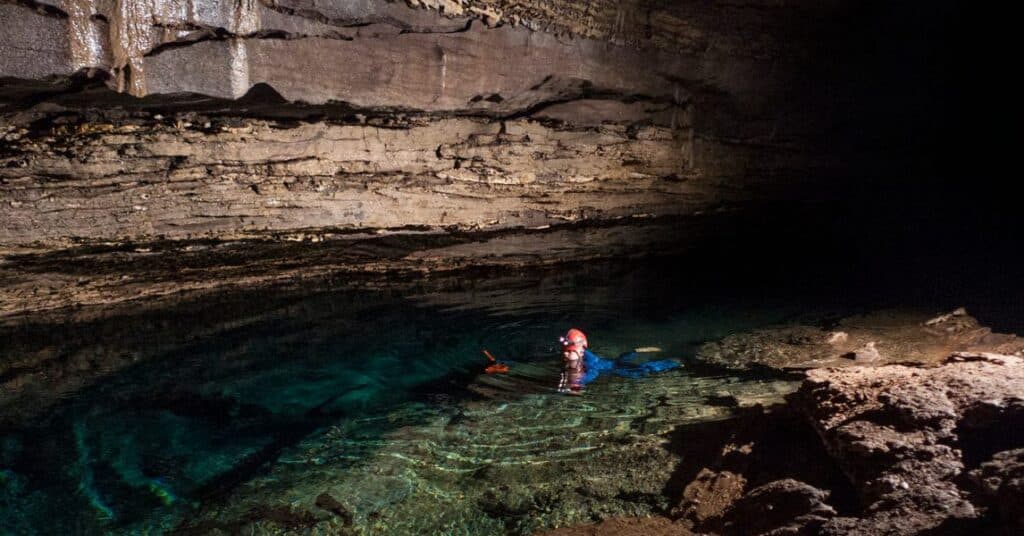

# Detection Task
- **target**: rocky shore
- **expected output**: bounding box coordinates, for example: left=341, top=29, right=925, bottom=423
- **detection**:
left=696, top=307, right=1024, bottom=372
left=541, top=309, right=1024, bottom=536
left=7, top=295, right=1019, bottom=534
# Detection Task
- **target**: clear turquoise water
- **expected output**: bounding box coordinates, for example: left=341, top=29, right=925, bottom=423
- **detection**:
left=0, top=260, right=856, bottom=534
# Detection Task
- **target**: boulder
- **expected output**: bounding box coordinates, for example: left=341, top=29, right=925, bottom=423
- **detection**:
left=792, top=354, right=1024, bottom=534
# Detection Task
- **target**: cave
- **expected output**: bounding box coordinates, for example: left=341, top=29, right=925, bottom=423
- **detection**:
left=1, top=1, right=1021, bottom=535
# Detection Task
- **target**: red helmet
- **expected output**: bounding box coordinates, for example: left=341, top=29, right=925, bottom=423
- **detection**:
left=560, top=328, right=588, bottom=350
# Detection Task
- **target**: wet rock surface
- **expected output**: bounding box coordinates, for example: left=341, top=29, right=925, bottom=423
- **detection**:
left=4, top=295, right=1021, bottom=534
left=548, top=312, right=1024, bottom=536
left=695, top=308, right=1024, bottom=371
left=1, top=257, right=701, bottom=425
left=792, top=353, right=1024, bottom=534
left=2, top=252, right=822, bottom=534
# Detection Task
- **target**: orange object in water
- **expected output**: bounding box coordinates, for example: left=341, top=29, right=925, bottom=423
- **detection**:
left=485, top=363, right=510, bottom=374
left=482, top=350, right=509, bottom=374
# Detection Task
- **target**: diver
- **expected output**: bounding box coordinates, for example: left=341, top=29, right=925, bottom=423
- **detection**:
left=556, top=328, right=681, bottom=395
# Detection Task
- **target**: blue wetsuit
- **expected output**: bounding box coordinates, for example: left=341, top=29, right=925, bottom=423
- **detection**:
left=578, top=349, right=681, bottom=386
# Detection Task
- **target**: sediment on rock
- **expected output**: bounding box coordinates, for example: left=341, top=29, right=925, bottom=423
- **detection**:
left=695, top=308, right=1024, bottom=372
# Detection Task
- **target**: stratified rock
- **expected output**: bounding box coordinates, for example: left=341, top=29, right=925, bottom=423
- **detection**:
left=1, top=0, right=814, bottom=102
left=792, top=353, right=1024, bottom=534
left=0, top=0, right=866, bottom=318
left=0, top=117, right=698, bottom=249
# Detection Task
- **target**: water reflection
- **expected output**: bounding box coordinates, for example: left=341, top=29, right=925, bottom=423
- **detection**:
left=0, top=260, right=832, bottom=534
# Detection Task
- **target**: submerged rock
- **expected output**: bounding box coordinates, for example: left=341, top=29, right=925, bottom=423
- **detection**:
left=174, top=366, right=778, bottom=535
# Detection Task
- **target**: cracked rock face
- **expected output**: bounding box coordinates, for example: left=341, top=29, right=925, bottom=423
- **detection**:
left=0, top=0, right=842, bottom=315
left=964, top=448, right=1024, bottom=531
left=1, top=0, right=814, bottom=101
left=648, top=312, right=1024, bottom=536
left=659, top=354, right=1024, bottom=536
left=719, top=478, right=837, bottom=535
left=793, top=353, right=1024, bottom=534
left=0, top=116, right=699, bottom=247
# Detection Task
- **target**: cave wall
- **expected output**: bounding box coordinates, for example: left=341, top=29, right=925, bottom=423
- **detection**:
left=0, top=0, right=838, bottom=247
left=0, top=0, right=861, bottom=314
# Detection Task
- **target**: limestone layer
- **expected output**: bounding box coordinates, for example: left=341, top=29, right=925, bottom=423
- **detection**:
left=1, top=116, right=704, bottom=247
left=0, top=0, right=827, bottom=248
left=1, top=0, right=838, bottom=313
